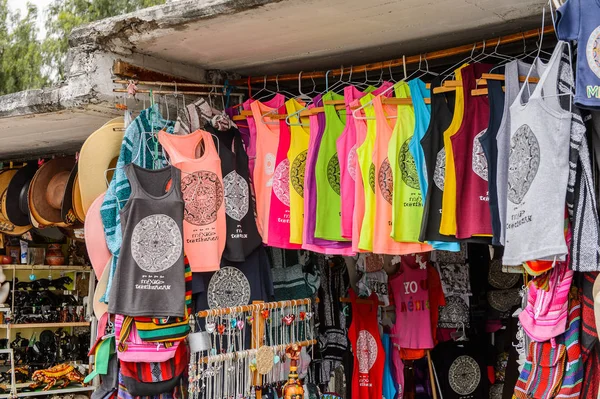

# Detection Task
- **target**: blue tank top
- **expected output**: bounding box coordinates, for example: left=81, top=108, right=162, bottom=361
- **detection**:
left=382, top=333, right=397, bottom=399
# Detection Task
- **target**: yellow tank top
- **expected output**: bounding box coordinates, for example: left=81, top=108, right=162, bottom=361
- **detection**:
left=285, top=98, right=311, bottom=244
left=356, top=94, right=378, bottom=251
left=440, top=65, right=468, bottom=236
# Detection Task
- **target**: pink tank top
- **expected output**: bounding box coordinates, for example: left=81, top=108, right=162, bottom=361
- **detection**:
left=268, top=115, right=301, bottom=249
left=250, top=100, right=281, bottom=244
left=158, top=129, right=226, bottom=272
left=244, top=94, right=285, bottom=177
left=372, top=95, right=432, bottom=255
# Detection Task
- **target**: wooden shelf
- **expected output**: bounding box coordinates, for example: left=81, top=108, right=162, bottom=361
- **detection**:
left=0, top=322, right=90, bottom=329
left=1, top=265, right=92, bottom=272
left=0, top=384, right=95, bottom=398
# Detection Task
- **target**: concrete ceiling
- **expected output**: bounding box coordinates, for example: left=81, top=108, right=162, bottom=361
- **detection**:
left=77, top=0, right=550, bottom=75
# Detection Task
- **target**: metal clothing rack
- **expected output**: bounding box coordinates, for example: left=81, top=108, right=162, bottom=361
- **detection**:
left=196, top=299, right=317, bottom=399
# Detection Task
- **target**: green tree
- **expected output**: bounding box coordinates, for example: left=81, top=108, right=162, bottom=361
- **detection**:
left=0, top=1, right=48, bottom=95
left=44, top=0, right=166, bottom=80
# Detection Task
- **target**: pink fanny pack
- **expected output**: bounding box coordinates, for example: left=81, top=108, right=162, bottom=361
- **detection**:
left=115, top=314, right=179, bottom=362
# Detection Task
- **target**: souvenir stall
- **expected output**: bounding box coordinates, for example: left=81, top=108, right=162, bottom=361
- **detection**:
left=0, top=0, right=600, bottom=398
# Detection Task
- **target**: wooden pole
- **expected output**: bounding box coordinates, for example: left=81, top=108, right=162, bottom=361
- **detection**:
left=231, top=25, right=555, bottom=86
left=426, top=350, right=438, bottom=399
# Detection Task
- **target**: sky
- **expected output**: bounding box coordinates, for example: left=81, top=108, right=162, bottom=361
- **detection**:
left=7, top=0, right=52, bottom=38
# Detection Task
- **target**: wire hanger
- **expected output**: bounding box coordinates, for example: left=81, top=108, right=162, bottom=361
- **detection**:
left=296, top=71, right=312, bottom=102
left=254, top=76, right=278, bottom=102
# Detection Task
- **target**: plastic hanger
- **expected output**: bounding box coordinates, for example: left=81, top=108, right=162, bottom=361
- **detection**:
left=450, top=322, right=469, bottom=342
left=254, top=76, right=278, bottom=102
left=296, top=71, right=313, bottom=103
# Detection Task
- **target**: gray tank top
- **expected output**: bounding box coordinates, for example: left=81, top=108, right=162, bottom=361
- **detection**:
left=503, top=41, right=572, bottom=265
left=496, top=60, right=540, bottom=246
left=108, top=164, right=186, bottom=317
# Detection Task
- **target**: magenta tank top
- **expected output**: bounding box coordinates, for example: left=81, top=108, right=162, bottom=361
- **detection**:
left=244, top=94, right=285, bottom=177
left=268, top=109, right=301, bottom=249
left=302, top=95, right=353, bottom=255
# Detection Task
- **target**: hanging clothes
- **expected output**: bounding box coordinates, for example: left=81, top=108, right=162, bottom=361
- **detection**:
left=348, top=289, right=385, bottom=399
left=315, top=91, right=348, bottom=241
left=203, top=125, right=262, bottom=262
left=478, top=66, right=505, bottom=246
left=496, top=60, right=539, bottom=246
left=450, top=63, right=494, bottom=239
left=244, top=94, right=285, bottom=177
left=419, top=78, right=460, bottom=247
left=381, top=333, right=398, bottom=399
left=250, top=99, right=282, bottom=244
left=108, top=164, right=185, bottom=317
left=352, top=83, right=393, bottom=253
left=372, top=90, right=431, bottom=254
left=285, top=98, right=311, bottom=245
left=440, top=64, right=468, bottom=237
left=336, top=85, right=376, bottom=240
left=503, top=42, right=571, bottom=265
left=158, top=129, right=226, bottom=272
left=267, top=108, right=301, bottom=249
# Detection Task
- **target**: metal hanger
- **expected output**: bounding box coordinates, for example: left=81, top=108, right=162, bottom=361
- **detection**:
left=254, top=76, right=278, bottom=102
left=439, top=42, right=481, bottom=84
left=296, top=71, right=313, bottom=103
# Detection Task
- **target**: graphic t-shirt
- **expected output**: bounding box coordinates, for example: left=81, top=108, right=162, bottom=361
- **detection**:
left=348, top=290, right=385, bottom=399
left=250, top=99, right=281, bottom=244
left=557, top=0, right=600, bottom=109
left=450, top=63, right=493, bottom=239
left=432, top=340, right=489, bottom=399
left=285, top=98, right=311, bottom=245
left=158, top=129, right=226, bottom=272
left=315, top=91, right=347, bottom=241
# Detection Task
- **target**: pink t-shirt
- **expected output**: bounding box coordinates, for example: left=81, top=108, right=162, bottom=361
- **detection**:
left=244, top=94, right=285, bottom=177
left=158, top=129, right=226, bottom=272
left=389, top=254, right=435, bottom=349
left=268, top=114, right=301, bottom=249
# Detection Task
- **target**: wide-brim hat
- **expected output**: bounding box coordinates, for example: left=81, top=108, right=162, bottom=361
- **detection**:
left=93, top=261, right=110, bottom=319
left=79, top=121, right=124, bottom=216
left=85, top=192, right=110, bottom=279
left=0, top=170, right=32, bottom=236
left=72, top=172, right=85, bottom=223
left=5, top=163, right=37, bottom=227
left=61, top=163, right=82, bottom=227
left=29, top=157, right=76, bottom=227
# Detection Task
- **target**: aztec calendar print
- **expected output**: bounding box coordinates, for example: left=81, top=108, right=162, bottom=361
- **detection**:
left=223, top=171, right=249, bottom=222
left=272, top=159, right=291, bottom=206
left=181, top=171, right=224, bottom=226
left=207, top=266, right=251, bottom=309
left=587, top=25, right=600, bottom=79
left=327, top=154, right=341, bottom=195
left=472, top=130, right=489, bottom=181
left=378, top=158, right=394, bottom=205
left=368, top=163, right=376, bottom=193
left=448, top=355, right=480, bottom=395
left=398, top=138, right=420, bottom=189
left=356, top=330, right=378, bottom=373
left=507, top=124, right=540, bottom=204
left=131, top=214, right=182, bottom=273
left=290, top=150, right=307, bottom=197
left=348, top=144, right=358, bottom=182
left=433, top=147, right=446, bottom=191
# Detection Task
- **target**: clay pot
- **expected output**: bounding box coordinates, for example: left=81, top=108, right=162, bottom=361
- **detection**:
left=0, top=256, right=12, bottom=265
left=45, top=244, right=64, bottom=266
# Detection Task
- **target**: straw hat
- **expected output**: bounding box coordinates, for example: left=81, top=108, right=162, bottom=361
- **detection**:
left=28, top=157, right=76, bottom=227
left=78, top=121, right=124, bottom=216
left=93, top=261, right=111, bottom=319
left=61, top=163, right=82, bottom=226
left=72, top=172, right=85, bottom=223
left=0, top=170, right=32, bottom=236
left=85, top=192, right=110, bottom=279
left=5, top=163, right=37, bottom=227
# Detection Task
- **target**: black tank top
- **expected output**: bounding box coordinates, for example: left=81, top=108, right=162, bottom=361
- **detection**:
left=420, top=78, right=456, bottom=243
left=479, top=67, right=505, bottom=246
left=205, top=125, right=262, bottom=262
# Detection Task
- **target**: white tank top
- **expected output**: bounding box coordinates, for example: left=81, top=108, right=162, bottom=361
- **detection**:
left=503, top=41, right=572, bottom=265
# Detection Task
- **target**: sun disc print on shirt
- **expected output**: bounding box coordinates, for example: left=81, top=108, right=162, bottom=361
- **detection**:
left=131, top=214, right=182, bottom=273
left=327, top=154, right=341, bottom=195
left=348, top=144, right=358, bottom=182
left=182, top=171, right=224, bottom=226
left=356, top=330, right=378, bottom=373
left=433, top=148, right=446, bottom=191
left=399, top=138, right=420, bottom=189
left=472, top=130, right=489, bottom=181
left=272, top=159, right=291, bottom=206
left=290, top=150, right=307, bottom=197
left=586, top=25, right=600, bottom=79
left=378, top=158, right=393, bottom=205
left=223, top=171, right=249, bottom=222
left=507, top=124, right=540, bottom=204
left=207, top=266, right=251, bottom=309
left=448, top=355, right=480, bottom=395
